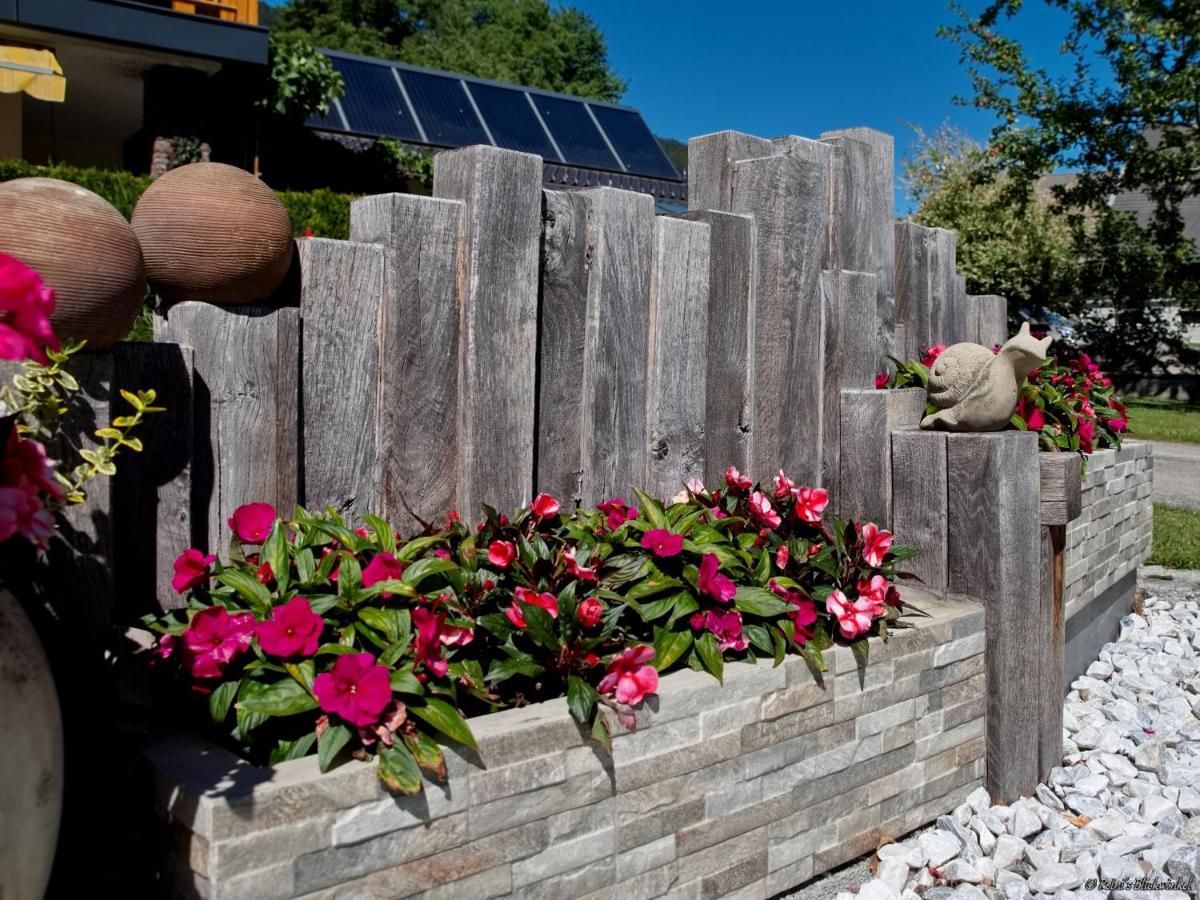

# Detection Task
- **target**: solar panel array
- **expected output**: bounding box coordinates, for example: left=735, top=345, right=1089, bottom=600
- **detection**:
left=309, top=52, right=681, bottom=181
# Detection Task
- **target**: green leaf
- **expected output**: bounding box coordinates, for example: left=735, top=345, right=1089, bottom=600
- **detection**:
left=214, top=569, right=271, bottom=615
left=317, top=722, right=353, bottom=772
left=801, top=641, right=828, bottom=676
left=626, top=569, right=684, bottom=602
left=409, top=697, right=478, bottom=749
left=296, top=547, right=316, bottom=586
left=590, top=712, right=612, bottom=752
left=394, top=534, right=445, bottom=562
left=694, top=631, right=724, bottom=683
left=887, top=544, right=920, bottom=562
left=733, top=586, right=793, bottom=617
left=284, top=659, right=316, bottom=693
left=362, top=515, right=397, bottom=556
left=236, top=677, right=318, bottom=717
left=359, top=608, right=404, bottom=643
left=401, top=557, right=457, bottom=586
left=390, top=667, right=424, bottom=696
left=377, top=743, right=423, bottom=795
left=851, top=636, right=870, bottom=671
left=745, top=623, right=774, bottom=655
left=262, top=520, right=291, bottom=593
left=269, top=732, right=316, bottom=764
left=208, top=680, right=240, bottom=723
left=652, top=626, right=693, bottom=671
left=632, top=487, right=668, bottom=530
left=403, top=731, right=447, bottom=780
left=485, top=656, right=546, bottom=684
left=519, top=601, right=560, bottom=649
left=566, top=675, right=598, bottom=726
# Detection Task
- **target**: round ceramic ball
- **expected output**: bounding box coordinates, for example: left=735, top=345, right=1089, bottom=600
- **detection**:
left=132, top=162, right=293, bottom=304
left=0, top=177, right=146, bottom=348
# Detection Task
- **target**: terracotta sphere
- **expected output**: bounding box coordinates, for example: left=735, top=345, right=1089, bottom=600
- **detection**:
left=132, top=163, right=294, bottom=304
left=0, top=177, right=146, bottom=348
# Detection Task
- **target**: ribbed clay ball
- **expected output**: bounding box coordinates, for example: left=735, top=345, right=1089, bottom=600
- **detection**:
left=132, top=162, right=293, bottom=304
left=0, top=177, right=146, bottom=348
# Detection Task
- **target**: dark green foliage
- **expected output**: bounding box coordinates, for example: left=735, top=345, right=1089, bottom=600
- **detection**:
left=656, top=136, right=687, bottom=176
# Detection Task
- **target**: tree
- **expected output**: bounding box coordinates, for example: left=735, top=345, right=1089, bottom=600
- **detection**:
left=270, top=0, right=626, bottom=102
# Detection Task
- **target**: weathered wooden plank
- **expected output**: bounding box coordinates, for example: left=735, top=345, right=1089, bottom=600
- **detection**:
left=894, top=222, right=935, bottom=360
left=159, top=303, right=300, bottom=555
left=732, top=141, right=830, bottom=484
left=687, top=130, right=777, bottom=212
left=930, top=227, right=957, bottom=348
left=838, top=387, right=927, bottom=525
left=645, top=217, right=710, bottom=497
left=349, top=194, right=462, bottom=531
left=1040, top=522, right=1066, bottom=781
left=820, top=270, right=880, bottom=492
left=297, top=238, right=386, bottom=522
left=434, top=146, right=542, bottom=519
left=681, top=208, right=754, bottom=486
left=112, top=342, right=194, bottom=613
left=975, top=294, right=1008, bottom=349
left=952, top=281, right=980, bottom=349
left=1039, top=452, right=1083, bottom=525
left=891, top=430, right=948, bottom=594
left=946, top=431, right=1041, bottom=803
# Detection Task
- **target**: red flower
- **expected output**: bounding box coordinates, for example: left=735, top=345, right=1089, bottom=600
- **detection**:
left=597, top=497, right=638, bottom=531
left=303, top=226, right=314, bottom=238
left=826, top=589, right=877, bottom=640
left=697, top=552, right=736, bottom=603
left=921, top=344, right=946, bottom=368
left=875, top=372, right=890, bottom=389
left=313, top=652, right=392, bottom=727
left=180, top=606, right=255, bottom=678
left=597, top=645, right=658, bottom=706
left=256, top=597, right=323, bottom=658
left=412, top=607, right=449, bottom=677
left=793, top=486, right=829, bottom=524
left=1016, top=396, right=1045, bottom=431
left=641, top=528, right=683, bottom=558
left=0, top=253, right=60, bottom=363
left=1, top=434, right=63, bottom=500
left=227, top=502, right=277, bottom=543
left=577, top=597, right=604, bottom=628
left=1078, top=418, right=1095, bottom=453
left=856, top=575, right=889, bottom=616
left=487, top=540, right=515, bottom=568
left=724, top=466, right=752, bottom=492
left=699, top=608, right=748, bottom=651
left=171, top=548, right=216, bottom=594
left=1108, top=417, right=1127, bottom=433
left=861, top=522, right=893, bottom=567
left=773, top=470, right=796, bottom=501
left=505, top=586, right=559, bottom=628
left=531, top=492, right=560, bottom=519
left=0, top=484, right=55, bottom=549
left=362, top=551, right=405, bottom=592
left=776, top=545, right=790, bottom=569
left=749, top=490, right=781, bottom=528
left=563, top=546, right=597, bottom=582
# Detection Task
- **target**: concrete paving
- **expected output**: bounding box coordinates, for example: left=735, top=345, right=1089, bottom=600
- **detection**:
left=1149, top=441, right=1200, bottom=511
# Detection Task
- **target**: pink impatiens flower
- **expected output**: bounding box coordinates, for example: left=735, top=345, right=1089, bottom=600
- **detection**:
left=776, top=545, right=790, bottom=569
left=180, top=606, right=255, bottom=678
left=256, top=597, right=323, bottom=658
left=563, top=546, right=598, bottom=582
left=856, top=575, right=889, bottom=614
left=412, top=607, right=450, bottom=677
left=597, top=497, right=638, bottom=531
left=860, top=522, right=893, bottom=567
left=487, top=540, right=515, bottom=568
left=0, top=253, right=60, bottom=363
left=697, top=553, right=736, bottom=603
left=0, top=484, right=55, bottom=549
left=172, top=548, right=216, bottom=594
left=825, top=589, right=877, bottom=640
left=641, top=528, right=683, bottom=558
left=597, top=645, right=658, bottom=706
left=530, top=492, right=560, bottom=519
left=2, top=433, right=63, bottom=500
left=773, top=470, right=796, bottom=501
left=313, top=652, right=392, bottom=727
left=700, top=608, right=748, bottom=652
left=576, top=597, right=604, bottom=628
left=875, top=372, right=890, bottom=389
left=227, top=502, right=277, bottom=543
left=1015, top=396, right=1045, bottom=431
left=1108, top=417, right=1127, bottom=433
left=749, top=491, right=781, bottom=528
left=793, top=486, right=829, bottom=524
left=724, top=466, right=752, bottom=492
left=361, top=551, right=405, bottom=590
left=1077, top=417, right=1096, bottom=453
left=506, top=586, right=559, bottom=629
left=921, top=344, right=946, bottom=368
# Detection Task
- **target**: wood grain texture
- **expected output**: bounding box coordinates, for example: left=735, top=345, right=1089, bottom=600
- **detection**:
left=891, top=430, right=948, bottom=594
left=687, top=130, right=777, bottom=212
left=350, top=194, right=462, bottom=530
left=820, top=270, right=880, bottom=491
left=1038, top=452, right=1083, bottom=525
left=945, top=431, right=1041, bottom=803
left=930, top=228, right=957, bottom=348
left=955, top=287, right=981, bottom=350
left=1040, top=522, right=1066, bottom=781
left=894, top=222, right=935, bottom=360
left=645, top=217, right=710, bottom=497
left=732, top=142, right=831, bottom=485
left=681, top=209, right=755, bottom=485
left=112, top=342, right=194, bottom=613
left=158, top=302, right=300, bottom=555
left=297, top=238, right=386, bottom=522
left=434, top=146, right=542, bottom=519
left=943, top=273, right=970, bottom=346
left=975, top=294, right=1008, bottom=349
left=837, top=387, right=927, bottom=524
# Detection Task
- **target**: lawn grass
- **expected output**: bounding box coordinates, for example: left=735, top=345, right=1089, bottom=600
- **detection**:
left=1148, top=503, right=1200, bottom=569
left=1126, top=396, right=1200, bottom=444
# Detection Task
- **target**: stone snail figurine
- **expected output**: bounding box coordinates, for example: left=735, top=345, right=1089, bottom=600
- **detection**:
left=920, top=323, right=1053, bottom=432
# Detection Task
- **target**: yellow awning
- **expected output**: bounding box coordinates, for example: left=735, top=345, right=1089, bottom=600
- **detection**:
left=0, top=47, right=65, bottom=103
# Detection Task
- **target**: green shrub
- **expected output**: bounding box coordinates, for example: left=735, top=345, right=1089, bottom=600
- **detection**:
left=276, top=188, right=351, bottom=240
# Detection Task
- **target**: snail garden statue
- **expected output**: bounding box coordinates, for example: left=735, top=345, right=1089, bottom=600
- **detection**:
left=921, top=323, right=1053, bottom=432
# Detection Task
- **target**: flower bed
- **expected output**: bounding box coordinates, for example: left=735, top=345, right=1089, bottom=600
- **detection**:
left=148, top=590, right=986, bottom=900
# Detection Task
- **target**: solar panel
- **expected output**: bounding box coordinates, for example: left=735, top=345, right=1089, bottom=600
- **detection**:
left=306, top=101, right=344, bottom=132
left=468, top=82, right=558, bottom=159
left=531, top=94, right=620, bottom=171
left=399, top=70, right=489, bottom=147
left=334, top=58, right=422, bottom=141
left=588, top=104, right=678, bottom=180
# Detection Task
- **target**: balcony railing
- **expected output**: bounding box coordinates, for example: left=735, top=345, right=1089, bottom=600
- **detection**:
left=165, top=0, right=257, bottom=25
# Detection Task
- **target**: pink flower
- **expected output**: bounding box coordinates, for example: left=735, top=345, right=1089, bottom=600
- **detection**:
left=749, top=491, right=781, bottom=528
left=597, top=497, right=638, bottom=531
left=875, top=372, right=890, bottom=390
left=787, top=595, right=817, bottom=644
left=362, top=551, right=405, bottom=591
left=434, top=548, right=451, bottom=559
left=826, top=588, right=876, bottom=640
left=1077, top=418, right=1095, bottom=453
left=641, top=528, right=683, bottom=557
left=227, top=502, right=277, bottom=543
left=0, top=483, right=55, bottom=549
left=1108, top=417, right=1127, bottom=433
left=0, top=253, right=60, bottom=363
left=860, top=522, right=893, bottom=567
left=1, top=434, right=63, bottom=500
left=724, top=466, right=752, bottom=492
left=563, top=546, right=597, bottom=582
left=531, top=492, right=560, bottom=519
left=597, top=645, right=658, bottom=706
left=577, top=597, right=604, bottom=628
left=921, top=344, right=946, bottom=368
left=1016, top=396, right=1045, bottom=431
left=776, top=545, right=790, bottom=569
left=172, top=548, right=216, bottom=594
left=180, top=606, right=255, bottom=678
left=256, top=597, right=323, bottom=658
left=506, top=586, right=559, bottom=629
left=701, top=608, right=748, bottom=652
left=697, top=553, right=736, bottom=603
left=773, top=470, right=796, bottom=501
left=793, top=486, right=828, bottom=523
left=488, top=540, right=515, bottom=568
left=439, top=621, right=474, bottom=647
left=412, top=607, right=449, bottom=677
left=313, top=652, right=392, bottom=727
left=856, top=575, right=889, bottom=613
left=671, top=477, right=706, bottom=504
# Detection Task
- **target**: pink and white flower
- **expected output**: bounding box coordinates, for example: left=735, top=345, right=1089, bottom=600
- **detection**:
left=860, top=522, right=893, bottom=567
left=597, top=645, right=658, bottom=706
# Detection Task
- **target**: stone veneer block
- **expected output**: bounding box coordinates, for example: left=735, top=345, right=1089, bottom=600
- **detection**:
left=149, top=591, right=986, bottom=900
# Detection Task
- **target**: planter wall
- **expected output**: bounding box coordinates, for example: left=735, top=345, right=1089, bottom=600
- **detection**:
left=149, top=594, right=984, bottom=900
